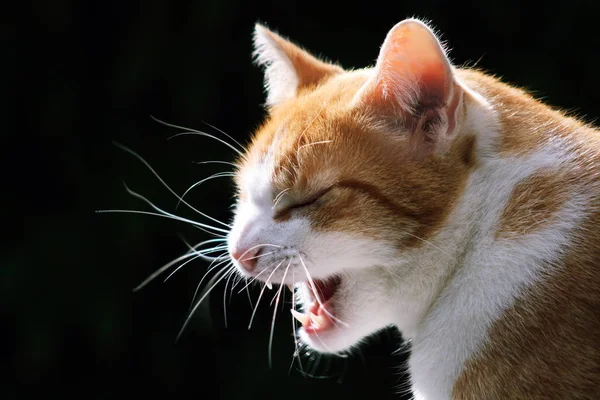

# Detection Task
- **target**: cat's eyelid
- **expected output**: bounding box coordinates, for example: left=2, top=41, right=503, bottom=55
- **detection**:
left=275, top=185, right=334, bottom=214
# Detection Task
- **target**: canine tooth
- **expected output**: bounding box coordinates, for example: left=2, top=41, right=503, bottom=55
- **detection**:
left=290, top=309, right=309, bottom=326
left=266, top=282, right=273, bottom=290
left=309, top=313, right=325, bottom=328
left=286, top=284, right=294, bottom=292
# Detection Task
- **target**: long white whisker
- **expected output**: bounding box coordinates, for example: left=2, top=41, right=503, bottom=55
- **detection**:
left=124, top=179, right=231, bottom=230
left=268, top=260, right=292, bottom=369
left=96, top=208, right=228, bottom=236
left=132, top=238, right=228, bottom=291
left=401, top=231, right=452, bottom=260
left=223, top=268, right=236, bottom=328
left=241, top=250, right=277, bottom=263
left=201, top=120, right=246, bottom=151
left=163, top=250, right=228, bottom=283
left=190, top=258, right=233, bottom=309
left=112, top=142, right=231, bottom=229
left=297, top=140, right=332, bottom=153
left=248, top=260, right=285, bottom=330
left=237, top=264, right=276, bottom=294
left=298, top=255, right=349, bottom=328
left=168, top=132, right=244, bottom=157
left=134, top=252, right=198, bottom=291
left=193, top=160, right=238, bottom=168
left=237, top=243, right=283, bottom=262
left=272, top=188, right=291, bottom=209
left=289, top=270, right=304, bottom=375
left=246, top=284, right=254, bottom=309
left=230, top=273, right=244, bottom=299
left=177, top=265, right=235, bottom=341
left=176, top=172, right=235, bottom=211
left=178, top=236, right=227, bottom=253
left=150, top=115, right=245, bottom=156
left=295, top=106, right=325, bottom=162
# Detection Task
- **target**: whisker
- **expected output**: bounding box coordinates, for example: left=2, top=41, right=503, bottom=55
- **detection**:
left=272, top=188, right=291, bottom=209
left=295, top=105, right=325, bottom=162
left=167, top=131, right=244, bottom=157
left=177, top=264, right=235, bottom=341
left=401, top=230, right=452, bottom=260
left=241, top=250, right=276, bottom=263
left=125, top=178, right=231, bottom=230
left=163, top=250, right=227, bottom=283
left=245, top=284, right=254, bottom=309
left=96, top=208, right=228, bottom=236
left=248, top=260, right=285, bottom=329
left=230, top=273, right=245, bottom=300
left=112, top=142, right=231, bottom=229
left=298, top=255, right=349, bottom=328
left=134, top=252, right=199, bottom=292
left=236, top=243, right=282, bottom=263
left=236, top=263, right=276, bottom=294
left=177, top=235, right=226, bottom=253
left=223, top=268, right=236, bottom=328
left=133, top=237, right=228, bottom=291
left=150, top=115, right=245, bottom=157
left=190, top=258, right=233, bottom=309
left=289, top=270, right=304, bottom=376
left=193, top=160, right=238, bottom=168
left=297, top=140, right=332, bottom=153
left=268, top=260, right=292, bottom=369
left=176, top=171, right=235, bottom=211
left=200, top=120, right=246, bottom=151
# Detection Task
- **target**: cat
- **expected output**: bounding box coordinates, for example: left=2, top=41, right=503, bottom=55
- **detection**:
left=223, top=18, right=600, bottom=399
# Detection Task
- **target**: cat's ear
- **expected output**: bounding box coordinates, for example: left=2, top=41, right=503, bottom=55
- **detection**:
left=358, top=19, right=464, bottom=156
left=253, top=24, right=343, bottom=107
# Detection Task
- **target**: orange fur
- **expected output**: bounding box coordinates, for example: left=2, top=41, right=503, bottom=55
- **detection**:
left=239, top=21, right=600, bottom=399
left=496, top=170, right=572, bottom=239
left=240, top=70, right=475, bottom=247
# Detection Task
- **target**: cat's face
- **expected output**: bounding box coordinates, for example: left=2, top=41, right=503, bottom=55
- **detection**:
left=228, top=20, right=474, bottom=352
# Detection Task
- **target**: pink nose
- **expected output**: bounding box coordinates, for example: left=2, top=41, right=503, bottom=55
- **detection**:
left=231, top=246, right=261, bottom=272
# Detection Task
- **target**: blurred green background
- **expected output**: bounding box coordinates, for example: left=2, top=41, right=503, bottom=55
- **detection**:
left=16, top=1, right=600, bottom=398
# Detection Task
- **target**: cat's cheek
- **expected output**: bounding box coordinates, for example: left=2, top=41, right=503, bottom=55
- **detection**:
left=305, top=232, right=397, bottom=275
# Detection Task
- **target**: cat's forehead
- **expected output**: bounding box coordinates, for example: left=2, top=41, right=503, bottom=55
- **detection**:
left=236, top=69, right=396, bottom=198
left=250, top=71, right=374, bottom=159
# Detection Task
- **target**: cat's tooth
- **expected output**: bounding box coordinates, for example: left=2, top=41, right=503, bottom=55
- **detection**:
left=309, top=313, right=325, bottom=328
left=290, top=309, right=309, bottom=326
left=286, top=283, right=294, bottom=292
left=266, top=282, right=273, bottom=290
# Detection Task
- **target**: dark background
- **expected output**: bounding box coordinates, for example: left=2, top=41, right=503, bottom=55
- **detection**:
left=16, top=1, right=599, bottom=398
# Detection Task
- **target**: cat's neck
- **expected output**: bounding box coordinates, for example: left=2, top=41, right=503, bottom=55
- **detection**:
left=384, top=72, right=596, bottom=399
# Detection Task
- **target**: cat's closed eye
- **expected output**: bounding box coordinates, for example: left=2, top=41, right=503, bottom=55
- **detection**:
left=280, top=186, right=334, bottom=213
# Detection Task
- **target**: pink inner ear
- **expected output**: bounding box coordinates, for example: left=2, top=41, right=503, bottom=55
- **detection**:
left=369, top=20, right=453, bottom=112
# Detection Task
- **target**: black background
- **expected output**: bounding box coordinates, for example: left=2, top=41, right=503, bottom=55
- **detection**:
left=17, top=1, right=600, bottom=398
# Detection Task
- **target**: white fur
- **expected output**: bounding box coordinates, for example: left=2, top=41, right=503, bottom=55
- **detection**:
left=406, top=145, right=588, bottom=399
left=253, top=25, right=299, bottom=106
left=230, top=48, right=591, bottom=400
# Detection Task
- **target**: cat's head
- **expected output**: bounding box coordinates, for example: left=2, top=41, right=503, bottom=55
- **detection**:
left=228, top=19, right=478, bottom=353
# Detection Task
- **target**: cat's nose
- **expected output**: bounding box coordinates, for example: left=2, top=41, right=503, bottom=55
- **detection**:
left=231, top=246, right=261, bottom=272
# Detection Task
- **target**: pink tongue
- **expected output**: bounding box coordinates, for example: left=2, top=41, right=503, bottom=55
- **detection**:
left=301, top=276, right=341, bottom=333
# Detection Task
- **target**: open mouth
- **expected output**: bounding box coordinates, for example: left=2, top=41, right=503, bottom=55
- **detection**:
left=291, top=275, right=343, bottom=334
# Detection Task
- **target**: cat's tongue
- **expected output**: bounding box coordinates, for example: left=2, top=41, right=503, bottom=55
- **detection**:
left=290, top=276, right=341, bottom=333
